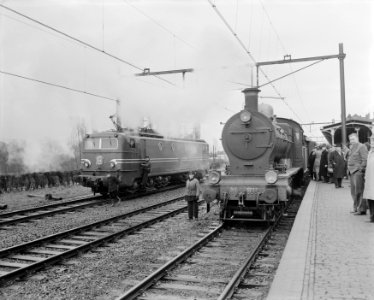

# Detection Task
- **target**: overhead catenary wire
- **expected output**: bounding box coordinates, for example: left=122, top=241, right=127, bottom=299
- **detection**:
left=206, top=0, right=303, bottom=122
left=259, top=0, right=311, bottom=121
left=0, top=69, right=118, bottom=102
left=258, top=59, right=324, bottom=88
left=0, top=4, right=176, bottom=87
left=123, top=0, right=197, bottom=51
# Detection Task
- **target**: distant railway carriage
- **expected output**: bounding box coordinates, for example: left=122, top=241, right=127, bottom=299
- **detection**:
left=202, top=88, right=314, bottom=223
left=80, top=127, right=209, bottom=195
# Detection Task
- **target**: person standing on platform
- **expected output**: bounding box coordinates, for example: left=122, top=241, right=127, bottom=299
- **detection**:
left=319, top=145, right=329, bottom=183
left=307, top=148, right=317, bottom=180
left=327, top=145, right=335, bottom=183
left=329, top=144, right=345, bottom=188
left=342, top=144, right=350, bottom=179
left=314, top=146, right=322, bottom=181
left=363, top=135, right=374, bottom=222
left=347, top=133, right=368, bottom=215
left=185, top=171, right=200, bottom=220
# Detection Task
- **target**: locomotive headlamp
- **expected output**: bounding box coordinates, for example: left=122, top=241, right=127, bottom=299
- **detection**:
left=109, top=160, right=116, bottom=168
left=265, top=170, right=278, bottom=184
left=240, top=110, right=252, bottom=123
left=81, top=159, right=91, bottom=168
left=208, top=170, right=221, bottom=184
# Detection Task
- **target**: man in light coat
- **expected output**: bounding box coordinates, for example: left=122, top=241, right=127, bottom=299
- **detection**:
left=363, top=135, right=374, bottom=222
left=347, top=133, right=368, bottom=215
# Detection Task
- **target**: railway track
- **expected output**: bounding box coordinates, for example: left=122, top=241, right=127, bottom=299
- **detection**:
left=117, top=225, right=270, bottom=300
left=0, top=196, right=201, bottom=285
left=230, top=198, right=302, bottom=300
left=0, top=184, right=183, bottom=228
left=0, top=194, right=102, bottom=228
left=116, top=199, right=302, bottom=300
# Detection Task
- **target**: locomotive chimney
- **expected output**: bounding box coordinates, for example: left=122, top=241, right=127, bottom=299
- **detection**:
left=242, top=87, right=260, bottom=112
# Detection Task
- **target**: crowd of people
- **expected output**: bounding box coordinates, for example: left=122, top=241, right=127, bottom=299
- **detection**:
left=308, top=143, right=349, bottom=186
left=308, top=132, right=374, bottom=223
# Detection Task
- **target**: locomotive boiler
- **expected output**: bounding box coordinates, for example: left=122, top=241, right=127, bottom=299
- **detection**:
left=80, top=125, right=209, bottom=195
left=202, top=87, right=308, bottom=222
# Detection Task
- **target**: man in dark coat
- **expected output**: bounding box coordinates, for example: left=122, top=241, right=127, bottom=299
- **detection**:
left=307, top=149, right=316, bottom=180
left=107, top=171, right=121, bottom=206
left=329, top=144, right=345, bottom=188
left=140, top=156, right=151, bottom=192
left=319, top=145, right=329, bottom=182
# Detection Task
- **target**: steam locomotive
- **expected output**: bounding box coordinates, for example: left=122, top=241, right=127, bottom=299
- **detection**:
left=202, top=88, right=314, bottom=222
left=80, top=125, right=209, bottom=195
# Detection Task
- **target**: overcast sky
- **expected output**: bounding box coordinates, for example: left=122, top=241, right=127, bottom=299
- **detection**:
left=1, top=0, right=373, bottom=153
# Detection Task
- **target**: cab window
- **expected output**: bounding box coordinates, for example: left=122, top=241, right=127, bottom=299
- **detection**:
left=84, top=138, right=100, bottom=150
left=101, top=137, right=118, bottom=149
left=84, top=137, right=118, bottom=149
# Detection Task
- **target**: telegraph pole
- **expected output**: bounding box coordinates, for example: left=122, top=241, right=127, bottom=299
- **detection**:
left=256, top=43, right=347, bottom=145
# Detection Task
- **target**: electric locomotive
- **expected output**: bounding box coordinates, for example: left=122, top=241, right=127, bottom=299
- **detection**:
left=202, top=88, right=311, bottom=222
left=80, top=125, right=209, bottom=195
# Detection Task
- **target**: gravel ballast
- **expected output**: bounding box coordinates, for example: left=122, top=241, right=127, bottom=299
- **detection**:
left=0, top=187, right=186, bottom=250
left=0, top=197, right=221, bottom=300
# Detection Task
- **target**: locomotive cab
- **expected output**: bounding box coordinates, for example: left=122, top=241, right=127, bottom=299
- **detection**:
left=80, top=132, right=141, bottom=194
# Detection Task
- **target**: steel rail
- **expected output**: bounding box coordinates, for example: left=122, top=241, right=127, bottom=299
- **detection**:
left=116, top=197, right=300, bottom=299
left=0, top=184, right=184, bottom=228
left=116, top=224, right=224, bottom=300
left=0, top=195, right=103, bottom=227
left=217, top=227, right=272, bottom=300
left=0, top=194, right=96, bottom=218
left=0, top=197, right=196, bottom=285
left=217, top=197, right=299, bottom=299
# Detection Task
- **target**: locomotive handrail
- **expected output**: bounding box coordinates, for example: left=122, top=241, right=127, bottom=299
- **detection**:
left=230, top=128, right=272, bottom=134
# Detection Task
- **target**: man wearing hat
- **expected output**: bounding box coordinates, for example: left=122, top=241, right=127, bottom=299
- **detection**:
left=347, top=133, right=368, bottom=214
left=329, top=144, right=345, bottom=188
left=185, top=171, right=201, bottom=220
left=363, top=135, right=374, bottom=222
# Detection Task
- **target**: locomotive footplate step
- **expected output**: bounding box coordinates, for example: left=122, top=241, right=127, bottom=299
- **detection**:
left=223, top=218, right=275, bottom=224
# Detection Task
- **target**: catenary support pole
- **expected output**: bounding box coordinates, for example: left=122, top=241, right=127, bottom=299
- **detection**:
left=339, top=43, right=347, bottom=146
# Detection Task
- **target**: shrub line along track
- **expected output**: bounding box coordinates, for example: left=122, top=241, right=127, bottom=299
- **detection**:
left=0, top=196, right=200, bottom=285
left=0, top=185, right=183, bottom=228
left=116, top=198, right=301, bottom=300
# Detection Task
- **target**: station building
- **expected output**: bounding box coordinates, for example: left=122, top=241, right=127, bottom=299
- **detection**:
left=321, top=113, right=373, bottom=145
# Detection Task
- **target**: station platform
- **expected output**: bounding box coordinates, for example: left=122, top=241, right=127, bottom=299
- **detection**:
left=267, top=180, right=374, bottom=300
